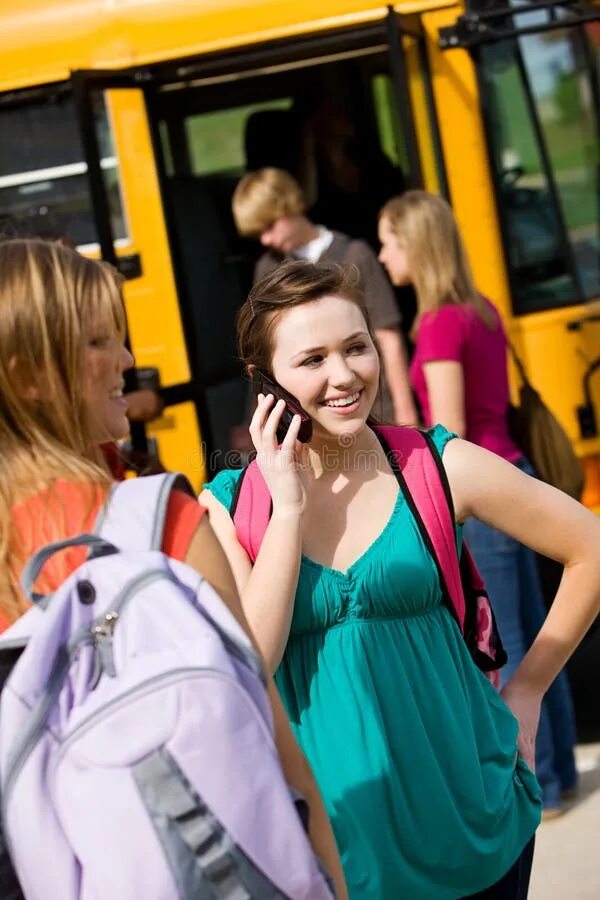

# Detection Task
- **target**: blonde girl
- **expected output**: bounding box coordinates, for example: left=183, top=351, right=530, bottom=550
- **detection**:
left=378, top=190, right=579, bottom=818
left=0, top=238, right=346, bottom=898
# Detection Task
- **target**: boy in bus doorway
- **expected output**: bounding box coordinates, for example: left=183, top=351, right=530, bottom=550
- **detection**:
left=232, top=167, right=417, bottom=427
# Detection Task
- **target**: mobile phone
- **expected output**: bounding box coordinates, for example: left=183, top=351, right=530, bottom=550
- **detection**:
left=251, top=370, right=313, bottom=444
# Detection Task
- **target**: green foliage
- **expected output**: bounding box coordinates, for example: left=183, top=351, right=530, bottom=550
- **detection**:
left=552, top=71, right=581, bottom=124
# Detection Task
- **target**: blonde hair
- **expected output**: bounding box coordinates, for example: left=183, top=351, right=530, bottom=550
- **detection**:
left=0, top=238, right=126, bottom=621
left=232, top=167, right=306, bottom=236
left=379, top=190, right=495, bottom=329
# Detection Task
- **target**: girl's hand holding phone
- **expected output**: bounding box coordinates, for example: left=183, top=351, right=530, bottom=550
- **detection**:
left=249, top=393, right=310, bottom=516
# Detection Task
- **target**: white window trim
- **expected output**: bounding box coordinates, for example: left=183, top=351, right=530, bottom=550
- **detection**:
left=0, top=157, right=118, bottom=190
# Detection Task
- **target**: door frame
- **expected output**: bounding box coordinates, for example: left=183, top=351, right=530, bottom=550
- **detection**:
left=71, top=69, right=214, bottom=463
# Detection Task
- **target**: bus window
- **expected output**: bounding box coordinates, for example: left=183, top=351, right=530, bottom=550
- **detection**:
left=479, top=24, right=599, bottom=314
left=185, top=99, right=293, bottom=176
left=520, top=25, right=599, bottom=301
left=0, top=90, right=128, bottom=250
left=372, top=73, right=409, bottom=174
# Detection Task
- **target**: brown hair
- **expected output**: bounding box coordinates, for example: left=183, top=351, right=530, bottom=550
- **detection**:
left=237, top=260, right=371, bottom=375
left=0, top=238, right=125, bottom=621
left=379, top=190, right=496, bottom=329
left=232, top=168, right=306, bottom=236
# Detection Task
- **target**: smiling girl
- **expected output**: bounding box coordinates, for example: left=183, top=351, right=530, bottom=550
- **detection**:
left=201, top=260, right=600, bottom=899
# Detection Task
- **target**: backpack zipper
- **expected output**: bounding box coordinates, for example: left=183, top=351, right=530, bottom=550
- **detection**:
left=1, top=567, right=265, bottom=834
left=1, top=568, right=169, bottom=830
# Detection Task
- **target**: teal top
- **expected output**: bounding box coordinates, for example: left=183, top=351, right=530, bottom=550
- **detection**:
left=206, top=425, right=541, bottom=899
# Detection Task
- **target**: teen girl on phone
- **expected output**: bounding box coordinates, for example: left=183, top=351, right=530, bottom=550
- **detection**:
left=200, top=260, right=600, bottom=900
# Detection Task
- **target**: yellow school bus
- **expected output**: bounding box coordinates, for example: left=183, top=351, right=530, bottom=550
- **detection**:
left=0, top=0, right=599, bottom=507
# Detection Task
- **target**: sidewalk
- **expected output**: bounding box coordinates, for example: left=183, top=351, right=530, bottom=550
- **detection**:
left=529, top=744, right=600, bottom=899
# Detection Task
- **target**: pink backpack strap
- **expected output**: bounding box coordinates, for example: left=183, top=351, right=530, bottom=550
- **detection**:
left=374, top=425, right=466, bottom=632
left=230, top=429, right=465, bottom=625
left=229, top=427, right=504, bottom=683
left=230, top=461, right=272, bottom=563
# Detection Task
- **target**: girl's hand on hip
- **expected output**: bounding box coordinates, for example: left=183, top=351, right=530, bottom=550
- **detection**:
left=249, top=394, right=309, bottom=517
left=500, top=678, right=542, bottom=771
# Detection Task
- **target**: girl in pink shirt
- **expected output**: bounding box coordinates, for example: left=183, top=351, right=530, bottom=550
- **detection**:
left=409, top=300, right=521, bottom=462
left=378, top=191, right=577, bottom=822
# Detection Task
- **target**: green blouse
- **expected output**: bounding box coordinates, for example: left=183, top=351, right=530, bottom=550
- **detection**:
left=206, top=425, right=541, bottom=898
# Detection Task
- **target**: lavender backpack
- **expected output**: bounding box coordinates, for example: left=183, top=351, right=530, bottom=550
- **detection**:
left=231, top=426, right=506, bottom=687
left=0, top=473, right=334, bottom=900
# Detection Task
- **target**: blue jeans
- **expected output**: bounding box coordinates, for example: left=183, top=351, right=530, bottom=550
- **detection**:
left=463, top=459, right=578, bottom=809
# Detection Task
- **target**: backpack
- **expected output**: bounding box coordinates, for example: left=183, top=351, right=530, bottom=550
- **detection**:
left=506, top=343, right=584, bottom=500
left=230, top=426, right=507, bottom=686
left=0, top=473, right=334, bottom=900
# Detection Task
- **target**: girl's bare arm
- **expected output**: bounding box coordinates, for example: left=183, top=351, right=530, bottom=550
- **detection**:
left=444, top=438, right=600, bottom=764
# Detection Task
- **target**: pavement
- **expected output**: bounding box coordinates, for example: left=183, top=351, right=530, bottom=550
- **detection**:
left=529, top=744, right=600, bottom=899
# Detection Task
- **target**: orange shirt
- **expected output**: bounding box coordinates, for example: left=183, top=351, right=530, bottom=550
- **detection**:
left=5, top=480, right=205, bottom=631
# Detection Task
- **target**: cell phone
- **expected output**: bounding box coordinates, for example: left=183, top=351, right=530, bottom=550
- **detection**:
left=251, top=370, right=313, bottom=444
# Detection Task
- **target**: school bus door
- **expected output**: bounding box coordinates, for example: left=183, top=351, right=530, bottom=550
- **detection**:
left=71, top=70, right=208, bottom=489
